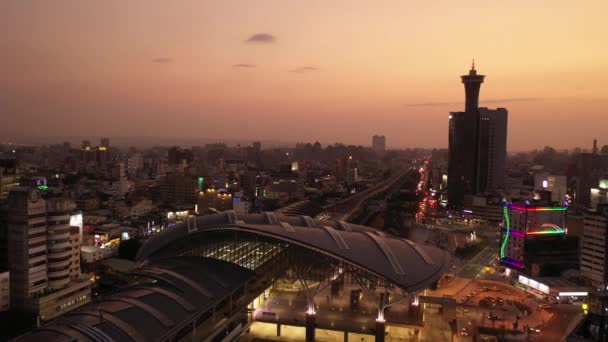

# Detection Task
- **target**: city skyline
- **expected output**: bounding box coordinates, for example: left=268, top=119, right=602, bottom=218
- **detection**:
left=2, top=1, right=608, bottom=150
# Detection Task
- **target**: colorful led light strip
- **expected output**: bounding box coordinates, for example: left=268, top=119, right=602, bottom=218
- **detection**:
left=507, top=204, right=567, bottom=212
left=527, top=223, right=566, bottom=235
left=540, top=223, right=564, bottom=232
left=526, top=230, right=566, bottom=235
left=500, top=205, right=510, bottom=258
left=501, top=258, right=524, bottom=269
left=501, top=228, right=564, bottom=237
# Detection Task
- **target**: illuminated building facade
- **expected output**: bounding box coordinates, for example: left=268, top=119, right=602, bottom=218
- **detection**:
left=197, top=188, right=233, bottom=212
left=500, top=201, right=578, bottom=276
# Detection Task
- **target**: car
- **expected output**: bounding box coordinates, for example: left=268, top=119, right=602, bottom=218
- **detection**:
left=539, top=304, right=551, bottom=309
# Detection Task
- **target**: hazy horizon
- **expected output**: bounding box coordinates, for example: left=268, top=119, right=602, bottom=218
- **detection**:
left=1, top=134, right=602, bottom=154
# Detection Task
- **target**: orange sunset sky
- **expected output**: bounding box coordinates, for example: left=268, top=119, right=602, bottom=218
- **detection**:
left=1, top=0, right=607, bottom=150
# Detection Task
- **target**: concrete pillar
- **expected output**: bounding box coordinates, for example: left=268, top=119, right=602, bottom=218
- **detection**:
left=375, top=320, right=386, bottom=342
left=343, top=331, right=348, bottom=342
left=306, top=312, right=316, bottom=341
left=277, top=323, right=281, bottom=337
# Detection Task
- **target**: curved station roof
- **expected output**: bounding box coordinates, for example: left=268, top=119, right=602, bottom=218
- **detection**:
left=16, top=257, right=255, bottom=342
left=138, top=211, right=451, bottom=292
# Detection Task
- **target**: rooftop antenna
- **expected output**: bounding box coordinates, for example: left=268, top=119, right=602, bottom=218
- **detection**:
left=593, top=138, right=598, bottom=154
left=471, top=58, right=475, bottom=71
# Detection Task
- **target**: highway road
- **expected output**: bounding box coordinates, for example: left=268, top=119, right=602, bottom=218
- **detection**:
left=318, top=167, right=414, bottom=222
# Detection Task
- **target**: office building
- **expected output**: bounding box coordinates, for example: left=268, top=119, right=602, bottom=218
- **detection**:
left=462, top=194, right=504, bottom=224
left=97, top=137, right=110, bottom=165
left=591, top=181, right=608, bottom=210
left=111, top=162, right=129, bottom=199
left=127, top=152, right=143, bottom=177
left=161, top=173, right=197, bottom=206
left=0, top=159, right=18, bottom=200
left=197, top=188, right=233, bottom=212
left=372, top=135, right=386, bottom=155
left=477, top=107, right=508, bottom=192
left=534, top=173, right=568, bottom=203
left=6, top=187, right=91, bottom=321
left=575, top=148, right=608, bottom=208
left=500, top=201, right=578, bottom=276
left=581, top=207, right=608, bottom=288
left=7, top=187, right=49, bottom=305
left=448, top=63, right=508, bottom=208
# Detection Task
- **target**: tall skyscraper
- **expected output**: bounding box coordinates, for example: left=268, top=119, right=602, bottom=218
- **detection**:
left=448, top=62, right=508, bottom=207
left=372, top=135, right=386, bottom=155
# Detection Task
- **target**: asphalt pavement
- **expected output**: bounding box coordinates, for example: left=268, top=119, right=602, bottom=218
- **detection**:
left=457, top=246, right=499, bottom=279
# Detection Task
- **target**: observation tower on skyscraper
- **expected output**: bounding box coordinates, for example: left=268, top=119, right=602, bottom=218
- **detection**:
left=461, top=60, right=485, bottom=113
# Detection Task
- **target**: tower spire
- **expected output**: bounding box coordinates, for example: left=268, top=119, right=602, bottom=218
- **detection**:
left=472, top=58, right=475, bottom=71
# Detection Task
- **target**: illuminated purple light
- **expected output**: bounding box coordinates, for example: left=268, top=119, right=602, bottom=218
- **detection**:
left=501, top=229, right=525, bottom=238
left=501, top=258, right=524, bottom=269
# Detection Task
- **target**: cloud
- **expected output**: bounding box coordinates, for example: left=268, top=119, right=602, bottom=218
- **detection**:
left=232, top=63, right=257, bottom=68
left=481, top=97, right=541, bottom=104
left=152, top=57, right=172, bottom=64
left=406, top=102, right=458, bottom=107
left=246, top=33, right=276, bottom=43
left=290, top=66, right=319, bottom=73
left=405, top=97, right=542, bottom=107
left=406, top=101, right=457, bottom=107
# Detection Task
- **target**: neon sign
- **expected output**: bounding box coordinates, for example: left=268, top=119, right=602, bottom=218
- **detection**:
left=500, top=204, right=510, bottom=258
left=507, top=204, right=567, bottom=212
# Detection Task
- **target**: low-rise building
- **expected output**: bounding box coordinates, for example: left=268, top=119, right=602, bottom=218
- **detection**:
left=463, top=194, right=503, bottom=224
left=81, top=245, right=106, bottom=264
